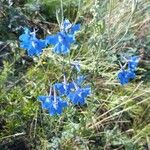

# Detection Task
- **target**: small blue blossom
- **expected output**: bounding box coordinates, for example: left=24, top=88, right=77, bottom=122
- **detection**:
left=38, top=96, right=67, bottom=116
left=128, top=56, right=140, bottom=71
left=45, top=32, right=75, bottom=54
left=38, top=88, right=68, bottom=116
left=19, top=28, right=46, bottom=57
left=54, top=82, right=74, bottom=96
left=68, top=86, right=91, bottom=105
left=54, top=75, right=74, bottom=96
left=45, top=19, right=80, bottom=55
left=118, top=69, right=136, bottom=85
left=117, top=55, right=140, bottom=85
left=61, top=19, right=81, bottom=34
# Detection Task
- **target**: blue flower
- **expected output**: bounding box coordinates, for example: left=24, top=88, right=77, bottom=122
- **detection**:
left=54, top=75, right=74, bottom=96
left=61, top=19, right=80, bottom=34
left=38, top=95, right=68, bottom=116
left=128, top=56, right=140, bottom=71
left=118, top=69, right=136, bottom=85
left=38, top=87, right=68, bottom=116
left=19, top=28, right=46, bottom=57
left=54, top=82, right=74, bottom=96
left=45, top=19, right=80, bottom=55
left=54, top=75, right=86, bottom=96
left=45, top=32, right=75, bottom=54
left=67, top=86, right=91, bottom=105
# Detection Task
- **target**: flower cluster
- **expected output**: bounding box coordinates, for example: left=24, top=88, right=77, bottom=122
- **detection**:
left=38, top=75, right=91, bottom=116
left=19, top=19, right=91, bottom=116
left=19, top=28, right=46, bottom=57
left=19, top=19, right=80, bottom=56
left=118, top=56, right=140, bottom=85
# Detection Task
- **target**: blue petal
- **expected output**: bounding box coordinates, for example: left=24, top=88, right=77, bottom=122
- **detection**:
left=128, top=56, right=139, bottom=71
left=38, top=95, right=67, bottom=116
left=45, top=35, right=58, bottom=45
left=127, top=71, right=136, bottom=79
left=61, top=19, right=80, bottom=34
left=20, top=42, right=29, bottom=49
left=66, top=34, right=75, bottom=43
left=118, top=72, right=127, bottom=85
left=48, top=105, right=57, bottom=116
left=118, top=70, right=132, bottom=85
left=82, top=87, right=91, bottom=98
left=38, top=96, right=47, bottom=103
left=49, top=32, right=75, bottom=54
left=38, top=40, right=46, bottom=48
left=56, top=106, right=63, bottom=115
left=54, top=98, right=68, bottom=115
left=59, top=98, right=68, bottom=107
left=71, top=96, right=79, bottom=105
left=54, top=83, right=66, bottom=95
left=19, top=34, right=30, bottom=42
left=71, top=24, right=81, bottom=34
left=68, top=92, right=75, bottom=102
left=38, top=96, right=53, bottom=109
left=53, top=42, right=70, bottom=54
left=78, top=97, right=85, bottom=105
left=68, top=91, right=84, bottom=105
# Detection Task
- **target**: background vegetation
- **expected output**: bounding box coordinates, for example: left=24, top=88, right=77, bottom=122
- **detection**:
left=0, top=0, right=150, bottom=149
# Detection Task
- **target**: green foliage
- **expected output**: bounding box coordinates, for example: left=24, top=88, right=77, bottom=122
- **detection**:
left=0, top=0, right=150, bottom=149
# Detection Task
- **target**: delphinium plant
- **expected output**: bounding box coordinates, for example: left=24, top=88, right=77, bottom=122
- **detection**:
left=19, top=18, right=91, bottom=116
left=17, top=1, right=149, bottom=149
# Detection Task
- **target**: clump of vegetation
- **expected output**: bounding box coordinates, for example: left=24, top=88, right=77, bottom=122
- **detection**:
left=0, top=0, right=150, bottom=149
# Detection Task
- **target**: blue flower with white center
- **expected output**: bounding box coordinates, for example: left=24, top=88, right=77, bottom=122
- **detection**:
left=128, top=56, right=140, bottom=71
left=68, top=86, right=91, bottom=105
left=19, top=28, right=46, bottom=57
left=38, top=87, right=68, bottom=116
left=61, top=19, right=81, bottom=34
left=118, top=69, right=136, bottom=85
left=45, top=32, right=75, bottom=54
left=67, top=81, right=91, bottom=105
left=54, top=75, right=74, bottom=96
